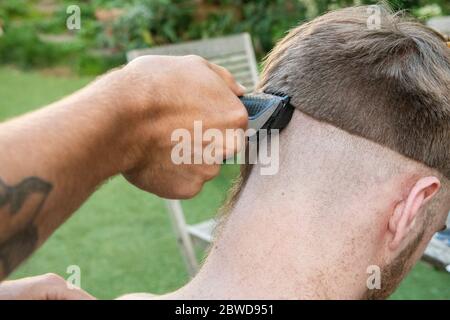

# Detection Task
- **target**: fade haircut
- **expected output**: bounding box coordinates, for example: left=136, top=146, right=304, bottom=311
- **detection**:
left=220, top=5, right=449, bottom=218
left=261, top=5, right=449, bottom=179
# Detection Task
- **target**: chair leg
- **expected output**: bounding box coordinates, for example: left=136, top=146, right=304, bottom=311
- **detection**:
left=165, top=199, right=199, bottom=277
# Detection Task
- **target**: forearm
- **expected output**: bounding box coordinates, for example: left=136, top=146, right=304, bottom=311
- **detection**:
left=0, top=55, right=247, bottom=283
left=0, top=72, right=129, bottom=280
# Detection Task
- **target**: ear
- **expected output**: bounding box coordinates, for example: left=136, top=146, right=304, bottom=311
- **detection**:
left=388, top=177, right=441, bottom=251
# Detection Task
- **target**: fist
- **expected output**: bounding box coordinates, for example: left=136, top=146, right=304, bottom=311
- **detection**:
left=116, top=55, right=248, bottom=198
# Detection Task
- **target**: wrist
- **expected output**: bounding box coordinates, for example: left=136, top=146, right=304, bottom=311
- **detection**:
left=89, top=67, right=153, bottom=175
left=58, top=72, right=138, bottom=178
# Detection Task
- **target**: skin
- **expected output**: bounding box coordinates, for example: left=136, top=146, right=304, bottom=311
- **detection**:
left=1, top=69, right=448, bottom=300
left=118, top=111, right=449, bottom=300
left=0, top=274, right=94, bottom=300
left=0, top=55, right=247, bottom=283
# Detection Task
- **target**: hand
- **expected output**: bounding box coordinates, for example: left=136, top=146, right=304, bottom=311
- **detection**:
left=0, top=273, right=95, bottom=300
left=116, top=292, right=156, bottom=300
left=96, top=55, right=248, bottom=199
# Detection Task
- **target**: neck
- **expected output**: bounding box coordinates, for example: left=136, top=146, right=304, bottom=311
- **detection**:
left=165, top=112, right=401, bottom=300
left=166, top=177, right=378, bottom=300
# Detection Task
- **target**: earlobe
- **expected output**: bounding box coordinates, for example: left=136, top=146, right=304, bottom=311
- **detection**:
left=388, top=177, right=441, bottom=251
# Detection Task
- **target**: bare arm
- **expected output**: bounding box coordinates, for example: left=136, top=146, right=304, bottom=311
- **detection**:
left=0, top=55, right=247, bottom=280
left=0, top=74, right=130, bottom=278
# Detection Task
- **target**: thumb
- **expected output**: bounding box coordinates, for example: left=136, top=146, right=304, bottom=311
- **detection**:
left=207, top=62, right=247, bottom=96
left=48, top=285, right=96, bottom=300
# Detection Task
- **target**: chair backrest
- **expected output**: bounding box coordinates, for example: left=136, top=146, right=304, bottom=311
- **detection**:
left=126, top=33, right=259, bottom=92
left=426, top=16, right=450, bottom=36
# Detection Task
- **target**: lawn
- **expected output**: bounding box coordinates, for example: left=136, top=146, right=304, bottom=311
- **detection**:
left=0, top=66, right=449, bottom=299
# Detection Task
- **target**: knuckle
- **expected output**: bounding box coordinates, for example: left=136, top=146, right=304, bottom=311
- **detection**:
left=232, top=107, right=249, bottom=128
left=174, top=176, right=204, bottom=199
left=223, top=67, right=235, bottom=80
left=178, top=185, right=201, bottom=199
left=216, top=64, right=234, bottom=80
left=128, top=55, right=149, bottom=67
left=204, top=165, right=220, bottom=180
left=185, top=54, right=205, bottom=64
left=212, top=164, right=221, bottom=175
left=41, top=273, right=64, bottom=285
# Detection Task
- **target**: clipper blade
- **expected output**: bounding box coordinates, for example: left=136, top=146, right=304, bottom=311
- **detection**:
left=239, top=93, right=293, bottom=135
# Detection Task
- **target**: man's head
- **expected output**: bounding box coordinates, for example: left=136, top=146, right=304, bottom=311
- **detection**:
left=213, top=5, right=449, bottom=299
left=261, top=5, right=449, bottom=177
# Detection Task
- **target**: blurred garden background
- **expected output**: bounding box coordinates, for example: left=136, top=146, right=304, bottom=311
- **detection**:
left=0, top=0, right=449, bottom=299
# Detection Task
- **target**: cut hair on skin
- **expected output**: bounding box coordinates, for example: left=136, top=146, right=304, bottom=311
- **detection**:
left=219, top=4, right=450, bottom=221
left=261, top=5, right=449, bottom=178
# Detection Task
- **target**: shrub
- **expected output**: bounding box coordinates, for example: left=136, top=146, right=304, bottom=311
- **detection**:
left=0, top=0, right=448, bottom=74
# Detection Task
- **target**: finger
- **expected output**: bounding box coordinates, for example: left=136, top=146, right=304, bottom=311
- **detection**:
left=55, top=286, right=96, bottom=300
left=203, top=164, right=221, bottom=181
left=116, top=292, right=156, bottom=300
left=206, top=62, right=246, bottom=96
left=223, top=125, right=247, bottom=158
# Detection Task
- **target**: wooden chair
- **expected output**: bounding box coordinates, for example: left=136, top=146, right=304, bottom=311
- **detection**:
left=127, top=33, right=259, bottom=91
left=426, top=16, right=450, bottom=38
left=127, top=33, right=259, bottom=276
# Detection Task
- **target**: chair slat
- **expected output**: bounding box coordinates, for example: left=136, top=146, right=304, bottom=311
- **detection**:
left=127, top=33, right=259, bottom=92
left=128, top=34, right=251, bottom=61
left=209, top=53, right=248, bottom=66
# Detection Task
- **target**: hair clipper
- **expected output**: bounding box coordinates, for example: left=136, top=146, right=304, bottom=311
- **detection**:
left=239, top=93, right=294, bottom=136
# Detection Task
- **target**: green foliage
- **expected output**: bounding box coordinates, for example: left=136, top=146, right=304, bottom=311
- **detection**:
left=0, top=66, right=449, bottom=298
left=0, top=24, right=82, bottom=69
left=108, top=0, right=307, bottom=57
left=77, top=51, right=124, bottom=76
left=105, top=0, right=449, bottom=60
left=0, top=0, right=30, bottom=20
left=0, top=0, right=448, bottom=74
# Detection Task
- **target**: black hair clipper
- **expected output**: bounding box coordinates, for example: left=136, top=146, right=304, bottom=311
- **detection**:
left=239, top=93, right=294, bottom=137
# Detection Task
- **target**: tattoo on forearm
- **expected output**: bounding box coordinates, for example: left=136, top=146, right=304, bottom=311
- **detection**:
left=0, top=177, right=52, bottom=278
left=0, top=224, right=39, bottom=277
left=0, top=177, right=52, bottom=215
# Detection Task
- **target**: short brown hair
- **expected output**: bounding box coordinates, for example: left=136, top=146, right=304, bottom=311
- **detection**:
left=261, top=5, right=450, bottom=179
left=216, top=5, right=449, bottom=222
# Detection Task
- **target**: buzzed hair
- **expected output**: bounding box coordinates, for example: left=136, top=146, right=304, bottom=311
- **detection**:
left=261, top=5, right=450, bottom=179
left=217, top=5, right=449, bottom=222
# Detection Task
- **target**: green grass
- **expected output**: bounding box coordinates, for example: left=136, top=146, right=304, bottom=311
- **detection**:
left=0, top=66, right=449, bottom=299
